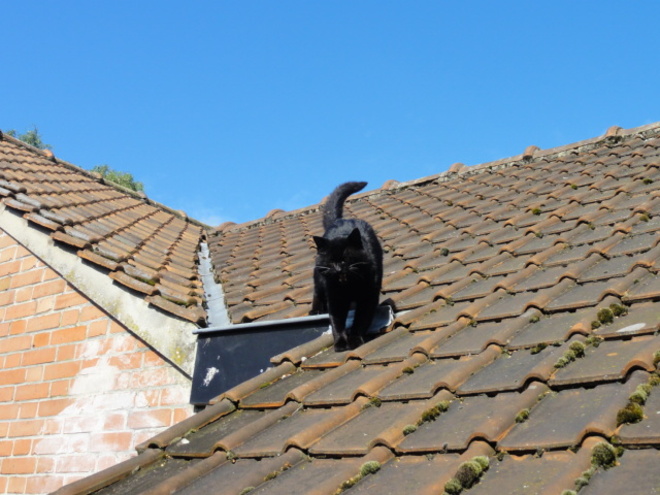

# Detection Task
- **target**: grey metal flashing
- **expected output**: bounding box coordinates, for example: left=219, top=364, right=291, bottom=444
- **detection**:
left=197, top=242, right=231, bottom=328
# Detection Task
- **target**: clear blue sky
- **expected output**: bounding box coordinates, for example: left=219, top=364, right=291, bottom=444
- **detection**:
left=2, top=2, right=659, bottom=226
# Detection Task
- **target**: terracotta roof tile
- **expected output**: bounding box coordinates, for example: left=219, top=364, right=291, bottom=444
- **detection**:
left=59, top=123, right=660, bottom=494
left=0, top=134, right=207, bottom=323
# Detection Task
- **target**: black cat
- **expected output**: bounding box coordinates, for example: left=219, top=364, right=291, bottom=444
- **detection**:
left=311, top=182, right=383, bottom=351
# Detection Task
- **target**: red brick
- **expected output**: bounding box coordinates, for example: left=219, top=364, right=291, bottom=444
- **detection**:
left=4, top=352, right=21, bottom=369
left=88, top=319, right=109, bottom=337
left=127, top=409, right=172, bottom=429
left=15, top=286, right=33, bottom=302
left=7, top=419, right=44, bottom=437
left=0, top=403, right=19, bottom=420
left=38, top=398, right=73, bottom=417
left=56, top=343, right=76, bottom=361
left=3, top=455, right=37, bottom=474
left=0, top=287, right=15, bottom=306
left=0, top=322, right=9, bottom=337
left=7, top=475, right=27, bottom=493
left=0, top=386, right=14, bottom=402
left=9, top=268, right=44, bottom=288
left=109, top=352, right=143, bottom=370
left=22, top=346, right=56, bottom=366
left=12, top=438, right=32, bottom=456
left=44, top=361, right=81, bottom=381
left=79, top=305, right=104, bottom=322
left=26, top=474, right=65, bottom=494
left=57, top=454, right=96, bottom=473
left=19, top=401, right=39, bottom=419
left=0, top=259, right=21, bottom=277
left=36, top=455, right=56, bottom=473
left=130, top=367, right=169, bottom=389
left=15, top=381, right=50, bottom=401
left=50, top=379, right=71, bottom=398
left=20, top=256, right=41, bottom=271
left=36, top=295, right=56, bottom=314
left=103, top=412, right=127, bottom=431
left=27, top=313, right=61, bottom=332
left=8, top=319, right=27, bottom=335
left=32, top=279, right=66, bottom=299
left=0, top=439, right=11, bottom=456
left=88, top=431, right=133, bottom=453
left=5, top=300, right=37, bottom=320
left=0, top=367, right=26, bottom=385
left=32, top=331, right=51, bottom=347
left=60, top=308, right=81, bottom=327
left=51, top=325, right=87, bottom=345
left=173, top=407, right=193, bottom=424
left=3, top=334, right=32, bottom=352
left=54, top=291, right=87, bottom=310
left=25, top=365, right=44, bottom=382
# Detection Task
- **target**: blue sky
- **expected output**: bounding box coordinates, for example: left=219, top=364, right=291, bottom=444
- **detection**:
left=2, top=2, right=659, bottom=226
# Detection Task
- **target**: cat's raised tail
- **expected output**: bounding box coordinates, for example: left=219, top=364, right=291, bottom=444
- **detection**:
left=322, top=181, right=367, bottom=230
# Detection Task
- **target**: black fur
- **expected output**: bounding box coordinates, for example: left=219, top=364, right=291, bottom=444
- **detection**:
left=311, top=182, right=383, bottom=351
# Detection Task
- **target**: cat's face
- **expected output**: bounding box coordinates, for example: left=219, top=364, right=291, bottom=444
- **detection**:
left=314, top=229, right=365, bottom=284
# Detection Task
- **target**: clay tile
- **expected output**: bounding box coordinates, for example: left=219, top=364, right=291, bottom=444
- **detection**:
left=267, top=209, right=285, bottom=219
left=381, top=179, right=400, bottom=190
left=522, top=145, right=540, bottom=160
left=215, top=221, right=237, bottom=233
left=42, top=149, right=55, bottom=160
left=605, top=125, right=622, bottom=137
left=448, top=163, right=466, bottom=173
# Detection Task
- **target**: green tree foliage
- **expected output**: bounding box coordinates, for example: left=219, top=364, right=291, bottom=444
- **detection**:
left=91, top=164, right=145, bottom=193
left=6, top=126, right=52, bottom=150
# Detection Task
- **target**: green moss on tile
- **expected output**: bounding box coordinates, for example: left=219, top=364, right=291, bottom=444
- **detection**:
left=561, top=490, right=577, bottom=495
left=530, top=343, right=547, bottom=355
left=239, top=487, right=254, bottom=495
left=591, top=442, right=618, bottom=469
left=440, top=247, right=450, bottom=256
left=418, top=400, right=450, bottom=425
left=515, top=408, right=530, bottom=423
left=629, top=383, right=652, bottom=405
left=402, top=366, right=415, bottom=375
left=597, top=308, right=614, bottom=325
left=403, top=424, right=418, bottom=436
left=443, top=477, right=463, bottom=495
left=336, top=461, right=382, bottom=494
left=360, top=461, right=381, bottom=477
left=642, top=178, right=653, bottom=185
left=590, top=320, right=601, bottom=330
left=455, top=460, right=483, bottom=489
left=639, top=213, right=651, bottom=222
left=609, top=303, right=627, bottom=317
left=616, top=401, right=644, bottom=425
left=531, top=208, right=542, bottom=216
left=649, top=373, right=660, bottom=387
left=472, top=456, right=490, bottom=471
left=569, top=341, right=586, bottom=358
left=653, top=350, right=660, bottom=367
left=585, top=335, right=603, bottom=348
left=570, top=183, right=578, bottom=190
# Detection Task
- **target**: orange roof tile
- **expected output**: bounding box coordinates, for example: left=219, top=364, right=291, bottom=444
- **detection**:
left=56, top=122, right=660, bottom=494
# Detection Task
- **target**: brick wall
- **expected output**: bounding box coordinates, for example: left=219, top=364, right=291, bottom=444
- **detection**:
left=0, top=229, right=194, bottom=494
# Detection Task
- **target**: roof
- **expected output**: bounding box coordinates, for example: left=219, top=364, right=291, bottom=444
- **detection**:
left=0, top=131, right=207, bottom=325
left=57, top=122, right=660, bottom=494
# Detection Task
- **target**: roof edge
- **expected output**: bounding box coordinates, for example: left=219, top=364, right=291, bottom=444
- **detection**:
left=215, top=121, right=660, bottom=235
left=0, top=129, right=213, bottom=230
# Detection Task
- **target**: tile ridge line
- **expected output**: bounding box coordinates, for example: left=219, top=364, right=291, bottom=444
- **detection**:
left=216, top=121, right=660, bottom=235
left=0, top=128, right=209, bottom=229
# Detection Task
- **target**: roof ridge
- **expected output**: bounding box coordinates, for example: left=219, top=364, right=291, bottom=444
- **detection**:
left=0, top=128, right=211, bottom=230
left=215, top=121, right=660, bottom=235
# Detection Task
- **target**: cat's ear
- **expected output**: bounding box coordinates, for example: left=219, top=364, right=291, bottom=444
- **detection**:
left=347, top=228, right=363, bottom=248
left=313, top=236, right=329, bottom=251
